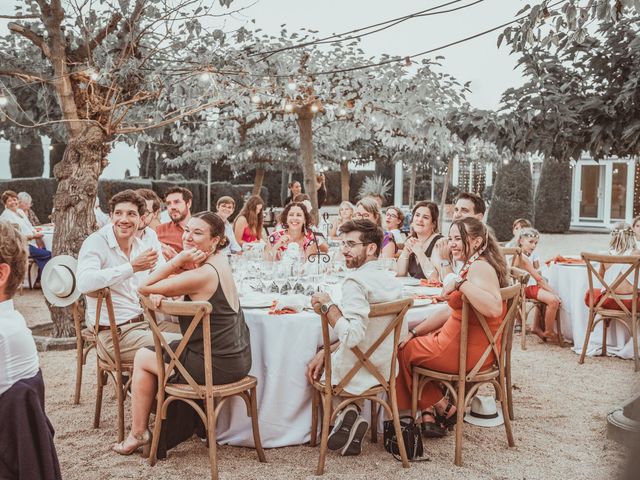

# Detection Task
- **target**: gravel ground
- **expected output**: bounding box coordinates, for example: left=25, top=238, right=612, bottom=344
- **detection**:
left=16, top=232, right=638, bottom=479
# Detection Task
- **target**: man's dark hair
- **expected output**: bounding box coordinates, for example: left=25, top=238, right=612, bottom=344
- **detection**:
left=136, top=188, right=161, bottom=213
left=454, top=191, right=486, bottom=216
left=164, top=186, right=193, bottom=203
left=339, top=219, right=383, bottom=257
left=108, top=189, right=146, bottom=216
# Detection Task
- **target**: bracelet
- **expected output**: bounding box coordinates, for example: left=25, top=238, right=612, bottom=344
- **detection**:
left=410, top=328, right=418, bottom=337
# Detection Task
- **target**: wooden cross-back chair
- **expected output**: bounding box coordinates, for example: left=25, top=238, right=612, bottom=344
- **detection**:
left=90, top=287, right=133, bottom=442
left=580, top=253, right=640, bottom=371
left=71, top=300, right=96, bottom=405
left=140, top=296, right=266, bottom=480
left=500, top=246, right=522, bottom=268
left=310, top=298, right=414, bottom=475
left=411, top=283, right=520, bottom=466
left=505, top=267, right=529, bottom=420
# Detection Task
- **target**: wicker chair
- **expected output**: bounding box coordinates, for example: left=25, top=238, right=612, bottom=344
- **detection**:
left=140, top=295, right=266, bottom=480
left=310, top=298, right=414, bottom=475
left=580, top=253, right=640, bottom=371
left=411, top=283, right=520, bottom=466
left=90, top=288, right=134, bottom=442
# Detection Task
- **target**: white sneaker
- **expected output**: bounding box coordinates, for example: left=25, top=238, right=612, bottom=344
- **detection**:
left=341, top=416, right=369, bottom=456
left=327, top=404, right=359, bottom=451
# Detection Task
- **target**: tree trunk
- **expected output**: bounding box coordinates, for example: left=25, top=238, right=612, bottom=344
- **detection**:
left=408, top=162, right=417, bottom=207
left=48, top=141, right=66, bottom=177
left=439, top=156, right=454, bottom=232
left=49, top=125, right=108, bottom=337
left=296, top=109, right=318, bottom=219
left=340, top=161, right=350, bottom=202
left=10, top=131, right=44, bottom=177
left=253, top=166, right=265, bottom=195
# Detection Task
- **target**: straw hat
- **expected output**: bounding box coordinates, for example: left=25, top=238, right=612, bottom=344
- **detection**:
left=464, top=395, right=504, bottom=427
left=41, top=255, right=81, bottom=307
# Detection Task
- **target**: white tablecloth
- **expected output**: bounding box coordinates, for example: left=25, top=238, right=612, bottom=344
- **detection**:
left=41, top=228, right=54, bottom=251
left=547, top=262, right=635, bottom=359
left=215, top=302, right=438, bottom=447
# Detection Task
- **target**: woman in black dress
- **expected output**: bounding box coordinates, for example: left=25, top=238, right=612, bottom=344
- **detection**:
left=113, top=211, right=251, bottom=455
left=397, top=201, right=443, bottom=281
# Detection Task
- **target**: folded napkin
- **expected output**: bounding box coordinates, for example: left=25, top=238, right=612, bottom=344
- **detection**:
left=269, top=294, right=309, bottom=315
left=420, top=279, right=443, bottom=287
left=545, top=255, right=585, bottom=266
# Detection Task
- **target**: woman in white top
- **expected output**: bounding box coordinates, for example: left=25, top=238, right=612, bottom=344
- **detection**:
left=0, top=221, right=39, bottom=396
left=0, top=190, right=51, bottom=284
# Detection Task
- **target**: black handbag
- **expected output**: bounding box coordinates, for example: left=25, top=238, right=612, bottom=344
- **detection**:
left=383, top=416, right=429, bottom=462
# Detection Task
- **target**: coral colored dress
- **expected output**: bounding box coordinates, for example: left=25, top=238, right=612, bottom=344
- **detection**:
left=395, top=288, right=507, bottom=410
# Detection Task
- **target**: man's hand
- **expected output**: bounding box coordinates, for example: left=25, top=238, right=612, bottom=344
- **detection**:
left=311, top=292, right=332, bottom=313
left=161, top=243, right=178, bottom=261
left=132, top=248, right=159, bottom=273
left=305, top=350, right=325, bottom=385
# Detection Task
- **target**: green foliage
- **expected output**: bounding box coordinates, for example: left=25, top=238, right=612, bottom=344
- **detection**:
left=534, top=158, right=572, bottom=233
left=486, top=159, right=534, bottom=241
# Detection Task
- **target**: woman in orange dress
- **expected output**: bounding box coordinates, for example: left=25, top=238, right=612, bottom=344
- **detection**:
left=395, top=217, right=509, bottom=437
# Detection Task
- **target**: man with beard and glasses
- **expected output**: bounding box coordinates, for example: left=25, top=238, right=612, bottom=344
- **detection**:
left=77, top=190, right=181, bottom=363
left=156, top=186, right=192, bottom=260
left=307, top=219, right=402, bottom=457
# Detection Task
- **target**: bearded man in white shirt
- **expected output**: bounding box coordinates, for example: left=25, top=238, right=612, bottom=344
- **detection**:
left=77, top=190, right=181, bottom=363
left=308, top=219, right=402, bottom=457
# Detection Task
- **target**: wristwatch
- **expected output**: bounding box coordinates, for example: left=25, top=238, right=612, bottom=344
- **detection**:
left=440, top=260, right=451, bottom=267
left=320, top=302, right=335, bottom=315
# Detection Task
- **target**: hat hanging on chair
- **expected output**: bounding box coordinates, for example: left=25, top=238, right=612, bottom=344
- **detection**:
left=41, top=255, right=81, bottom=307
left=464, top=395, right=504, bottom=428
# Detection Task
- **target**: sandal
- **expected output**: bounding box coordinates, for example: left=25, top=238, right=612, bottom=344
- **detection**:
left=437, top=402, right=458, bottom=431
left=113, top=429, right=152, bottom=457
left=420, top=409, right=445, bottom=438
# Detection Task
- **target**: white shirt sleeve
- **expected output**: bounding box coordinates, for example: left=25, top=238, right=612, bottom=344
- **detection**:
left=333, top=278, right=370, bottom=348
left=77, top=235, right=134, bottom=294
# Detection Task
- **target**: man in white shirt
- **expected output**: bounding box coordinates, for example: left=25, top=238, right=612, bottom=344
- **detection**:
left=216, top=196, right=241, bottom=255
left=77, top=190, right=181, bottom=363
left=0, top=220, right=39, bottom=396
left=308, top=219, right=402, bottom=457
left=94, top=197, right=110, bottom=228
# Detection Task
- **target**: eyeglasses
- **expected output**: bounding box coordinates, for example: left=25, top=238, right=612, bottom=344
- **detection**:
left=385, top=211, right=399, bottom=219
left=354, top=212, right=372, bottom=219
left=340, top=240, right=369, bottom=250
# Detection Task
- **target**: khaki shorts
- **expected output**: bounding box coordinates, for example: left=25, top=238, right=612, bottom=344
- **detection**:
left=96, top=321, right=181, bottom=364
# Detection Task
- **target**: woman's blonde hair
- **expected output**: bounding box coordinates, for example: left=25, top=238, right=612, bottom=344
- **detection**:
left=0, top=221, right=28, bottom=298
left=338, top=201, right=354, bottom=213
left=355, top=197, right=382, bottom=227
left=609, top=222, right=635, bottom=254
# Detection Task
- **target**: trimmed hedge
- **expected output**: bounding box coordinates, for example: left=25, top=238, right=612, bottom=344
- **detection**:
left=0, top=178, right=58, bottom=222
left=486, top=160, right=534, bottom=241
left=534, top=158, right=571, bottom=233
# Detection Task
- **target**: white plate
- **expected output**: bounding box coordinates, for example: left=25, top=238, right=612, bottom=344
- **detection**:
left=241, top=295, right=273, bottom=309
left=403, top=286, right=442, bottom=297
left=396, top=277, right=421, bottom=286
left=412, top=297, right=434, bottom=307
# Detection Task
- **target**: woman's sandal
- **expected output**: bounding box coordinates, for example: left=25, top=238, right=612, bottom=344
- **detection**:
left=438, top=402, right=458, bottom=431
left=420, top=409, right=446, bottom=438
left=113, top=429, right=152, bottom=457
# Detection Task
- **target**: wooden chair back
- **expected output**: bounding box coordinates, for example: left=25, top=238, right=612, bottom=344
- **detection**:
left=140, top=296, right=213, bottom=395
left=88, top=288, right=126, bottom=371
left=500, top=247, right=523, bottom=268
left=319, top=298, right=413, bottom=397
left=459, top=283, right=521, bottom=383
left=582, top=252, right=640, bottom=318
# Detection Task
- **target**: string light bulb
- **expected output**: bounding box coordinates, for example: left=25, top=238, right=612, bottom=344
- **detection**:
left=48, top=145, right=54, bottom=151
left=285, top=103, right=294, bottom=112
left=161, top=152, right=167, bottom=159
left=0, top=95, right=8, bottom=107
left=310, top=104, right=319, bottom=113
left=199, top=72, right=212, bottom=83
left=339, top=108, right=347, bottom=116
left=251, top=94, right=261, bottom=104
left=15, top=144, right=21, bottom=150
left=216, top=144, right=223, bottom=151
left=287, top=81, right=297, bottom=90
left=247, top=149, right=253, bottom=157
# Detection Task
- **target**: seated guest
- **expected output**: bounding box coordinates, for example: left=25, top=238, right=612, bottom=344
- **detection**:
left=156, top=187, right=192, bottom=260
left=233, top=194, right=264, bottom=246
left=396, top=217, right=508, bottom=438
left=0, top=190, right=51, bottom=284
left=383, top=206, right=405, bottom=249
left=585, top=223, right=640, bottom=311
left=267, top=202, right=319, bottom=261
left=316, top=173, right=327, bottom=209
left=516, top=228, right=561, bottom=343
left=134, top=190, right=166, bottom=285
left=77, top=190, right=181, bottom=363
left=114, top=212, right=251, bottom=455
left=306, top=219, right=402, bottom=456
left=633, top=216, right=640, bottom=250
left=94, top=197, right=110, bottom=228
left=0, top=220, right=61, bottom=480
left=354, top=198, right=395, bottom=258
left=397, top=201, right=442, bottom=282
left=284, top=180, right=302, bottom=207
left=216, top=196, right=242, bottom=254
left=136, top=189, right=162, bottom=231
left=329, top=201, right=354, bottom=239
left=17, top=192, right=40, bottom=226
left=291, top=194, right=329, bottom=253
left=504, top=218, right=532, bottom=248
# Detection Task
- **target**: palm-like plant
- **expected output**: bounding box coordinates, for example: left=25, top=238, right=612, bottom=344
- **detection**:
left=357, top=175, right=392, bottom=205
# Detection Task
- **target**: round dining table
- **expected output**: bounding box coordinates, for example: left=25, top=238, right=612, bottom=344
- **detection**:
left=546, top=261, right=634, bottom=359
left=214, top=296, right=439, bottom=448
